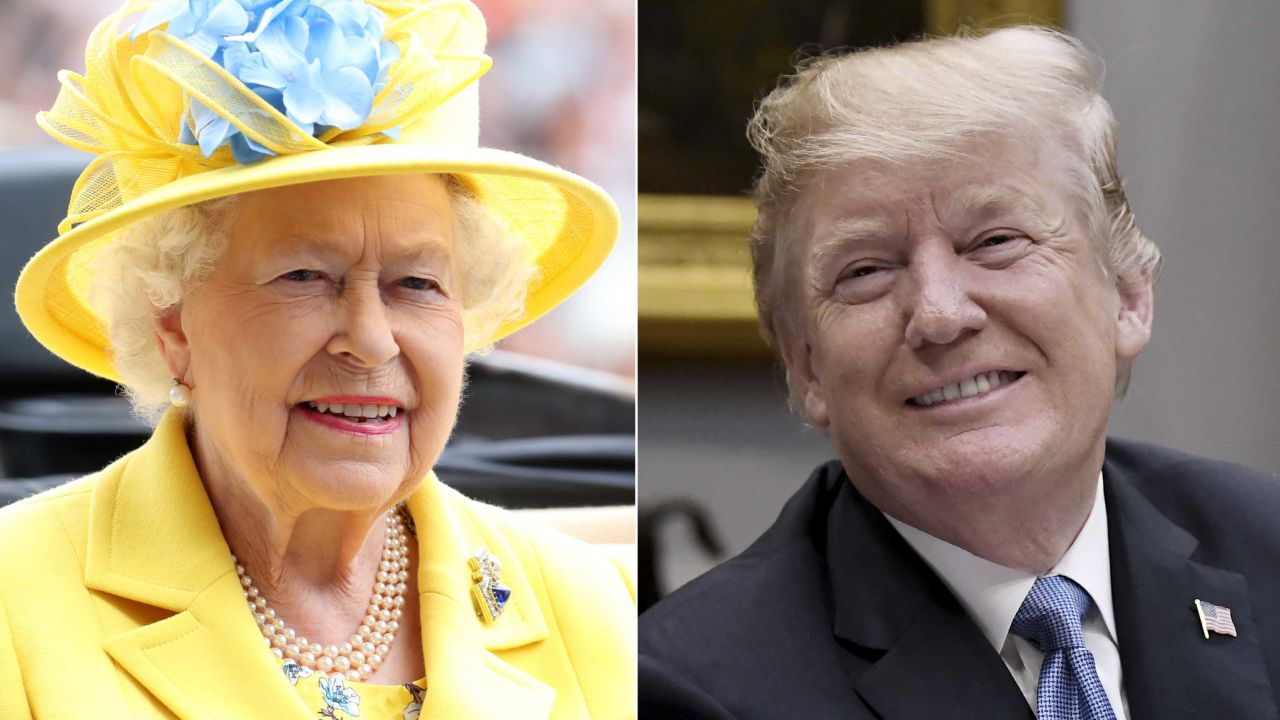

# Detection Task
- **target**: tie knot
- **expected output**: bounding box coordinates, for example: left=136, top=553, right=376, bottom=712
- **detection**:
left=1011, top=575, right=1091, bottom=652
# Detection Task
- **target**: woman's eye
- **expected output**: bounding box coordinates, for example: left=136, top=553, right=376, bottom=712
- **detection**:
left=974, top=232, right=1029, bottom=250
left=280, top=269, right=320, bottom=282
left=400, top=277, right=438, bottom=292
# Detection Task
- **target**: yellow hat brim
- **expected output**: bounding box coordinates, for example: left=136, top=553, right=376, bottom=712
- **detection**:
left=15, top=143, right=619, bottom=382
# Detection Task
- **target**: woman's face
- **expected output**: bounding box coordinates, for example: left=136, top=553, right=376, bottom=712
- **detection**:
left=165, top=175, right=465, bottom=514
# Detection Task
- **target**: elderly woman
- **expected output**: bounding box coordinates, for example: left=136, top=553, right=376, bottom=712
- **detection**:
left=0, top=0, right=633, bottom=717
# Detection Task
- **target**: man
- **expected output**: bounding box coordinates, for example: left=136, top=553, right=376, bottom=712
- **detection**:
left=639, top=27, right=1280, bottom=720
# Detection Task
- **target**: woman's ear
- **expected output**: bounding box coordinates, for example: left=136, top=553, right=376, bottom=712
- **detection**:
left=154, top=303, right=192, bottom=382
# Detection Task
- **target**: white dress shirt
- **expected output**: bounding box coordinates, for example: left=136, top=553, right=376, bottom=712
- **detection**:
left=884, top=475, right=1130, bottom=719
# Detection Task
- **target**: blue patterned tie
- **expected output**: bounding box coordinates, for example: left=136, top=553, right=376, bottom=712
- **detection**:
left=1010, top=576, right=1117, bottom=720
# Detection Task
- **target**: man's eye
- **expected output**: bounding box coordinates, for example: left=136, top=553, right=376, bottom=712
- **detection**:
left=281, top=269, right=320, bottom=282
left=840, top=265, right=882, bottom=281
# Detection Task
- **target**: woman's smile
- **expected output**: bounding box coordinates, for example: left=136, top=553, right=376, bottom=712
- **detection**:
left=296, top=401, right=405, bottom=436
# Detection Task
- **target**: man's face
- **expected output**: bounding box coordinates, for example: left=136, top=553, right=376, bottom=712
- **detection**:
left=780, top=137, right=1153, bottom=526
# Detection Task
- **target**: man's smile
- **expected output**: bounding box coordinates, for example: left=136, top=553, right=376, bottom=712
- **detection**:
left=906, top=370, right=1028, bottom=407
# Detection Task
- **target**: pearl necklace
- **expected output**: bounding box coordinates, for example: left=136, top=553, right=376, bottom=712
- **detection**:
left=232, top=507, right=412, bottom=683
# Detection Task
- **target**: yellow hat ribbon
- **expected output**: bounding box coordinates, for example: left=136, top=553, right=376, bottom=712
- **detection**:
left=37, top=0, right=492, bottom=235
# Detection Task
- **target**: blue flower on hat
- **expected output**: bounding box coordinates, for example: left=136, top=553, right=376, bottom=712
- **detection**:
left=132, top=0, right=400, bottom=163
left=133, top=0, right=252, bottom=56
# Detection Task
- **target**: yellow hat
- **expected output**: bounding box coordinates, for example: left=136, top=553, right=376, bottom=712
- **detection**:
left=16, top=0, right=619, bottom=382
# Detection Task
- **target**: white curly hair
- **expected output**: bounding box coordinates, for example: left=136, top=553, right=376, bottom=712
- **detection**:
left=89, top=177, right=537, bottom=422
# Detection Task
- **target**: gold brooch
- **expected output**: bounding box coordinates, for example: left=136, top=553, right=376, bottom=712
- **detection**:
left=469, top=548, right=511, bottom=623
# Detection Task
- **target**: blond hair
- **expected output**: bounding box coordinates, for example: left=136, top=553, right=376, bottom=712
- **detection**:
left=748, top=26, right=1161, bottom=357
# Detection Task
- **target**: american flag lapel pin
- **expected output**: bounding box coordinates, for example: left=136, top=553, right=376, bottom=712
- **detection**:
left=1194, top=599, right=1238, bottom=639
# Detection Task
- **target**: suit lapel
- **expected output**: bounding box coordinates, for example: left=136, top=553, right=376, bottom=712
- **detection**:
left=852, top=600, right=1034, bottom=720
left=824, top=476, right=1032, bottom=720
left=1106, top=463, right=1279, bottom=720
left=818, top=450, right=1280, bottom=720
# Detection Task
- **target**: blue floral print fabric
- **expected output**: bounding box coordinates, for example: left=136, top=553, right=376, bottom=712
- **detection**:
left=281, top=659, right=426, bottom=719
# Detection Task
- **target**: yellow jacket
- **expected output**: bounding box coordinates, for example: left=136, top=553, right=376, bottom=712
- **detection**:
left=0, top=411, right=636, bottom=718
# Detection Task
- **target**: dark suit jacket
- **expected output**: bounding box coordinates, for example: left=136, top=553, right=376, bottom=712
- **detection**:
left=639, top=439, right=1280, bottom=719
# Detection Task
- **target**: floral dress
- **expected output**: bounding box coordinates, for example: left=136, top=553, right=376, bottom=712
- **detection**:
left=281, top=659, right=426, bottom=719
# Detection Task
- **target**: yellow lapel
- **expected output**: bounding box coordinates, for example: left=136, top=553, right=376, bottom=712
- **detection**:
left=85, top=410, right=556, bottom=718
left=406, top=476, right=556, bottom=719
left=86, top=411, right=312, bottom=718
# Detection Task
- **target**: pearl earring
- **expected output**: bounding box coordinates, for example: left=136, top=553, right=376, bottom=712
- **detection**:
left=170, top=378, right=191, bottom=408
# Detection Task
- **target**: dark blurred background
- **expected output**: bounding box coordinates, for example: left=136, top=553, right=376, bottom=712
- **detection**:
left=640, top=1, right=923, bottom=195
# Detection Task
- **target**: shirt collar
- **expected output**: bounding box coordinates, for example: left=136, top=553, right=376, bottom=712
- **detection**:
left=883, top=473, right=1117, bottom=652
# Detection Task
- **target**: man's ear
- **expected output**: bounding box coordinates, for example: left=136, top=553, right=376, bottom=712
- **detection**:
left=154, top=303, right=192, bottom=382
left=775, top=317, right=830, bottom=427
left=1115, top=267, right=1155, bottom=362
